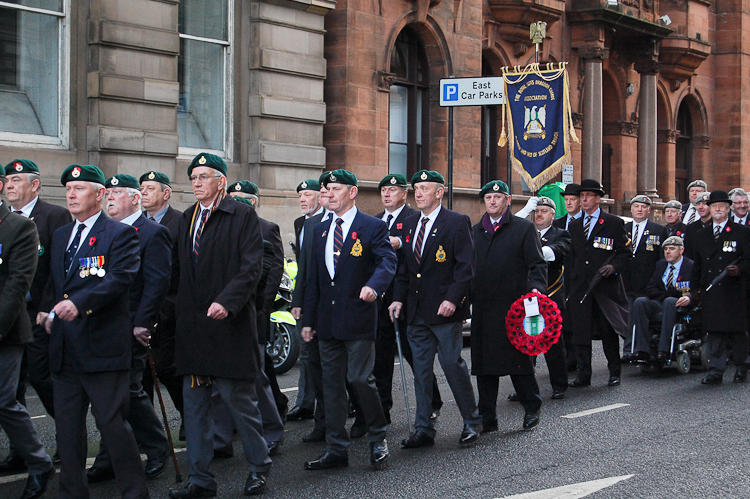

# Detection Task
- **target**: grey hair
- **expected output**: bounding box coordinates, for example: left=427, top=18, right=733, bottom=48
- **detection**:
left=730, top=188, right=747, bottom=201
left=26, top=173, right=41, bottom=186
left=90, top=182, right=105, bottom=191
left=126, top=187, right=142, bottom=210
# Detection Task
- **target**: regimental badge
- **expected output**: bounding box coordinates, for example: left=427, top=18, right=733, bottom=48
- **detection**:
left=492, top=183, right=499, bottom=191
left=436, top=245, right=446, bottom=262
left=71, top=167, right=81, bottom=178
left=198, top=156, right=207, bottom=165
left=14, top=162, right=22, bottom=172
left=390, top=177, right=397, bottom=184
left=523, top=104, right=547, bottom=140
left=330, top=174, right=337, bottom=182
left=420, top=172, right=428, bottom=180
left=38, top=244, right=44, bottom=256
left=235, top=183, right=242, bottom=191
left=148, top=172, right=156, bottom=180
left=301, top=181, right=307, bottom=189
left=351, top=238, right=363, bottom=257
left=111, top=177, right=119, bottom=185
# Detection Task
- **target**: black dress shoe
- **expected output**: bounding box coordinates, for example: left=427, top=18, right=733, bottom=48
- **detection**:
left=608, top=375, right=621, bottom=386
left=179, top=421, right=186, bottom=442
left=0, top=453, right=26, bottom=473
left=212, top=450, right=233, bottom=460
left=551, top=390, right=566, bottom=400
left=302, top=430, right=326, bottom=443
left=656, top=351, right=669, bottom=363
left=522, top=412, right=540, bottom=431
left=279, top=404, right=288, bottom=424
left=507, top=393, right=519, bottom=402
left=244, top=472, right=268, bottom=496
left=169, top=482, right=217, bottom=498
left=569, top=377, right=591, bottom=388
left=287, top=406, right=314, bottom=421
left=481, top=421, right=498, bottom=433
left=369, top=440, right=390, bottom=469
left=349, top=418, right=367, bottom=439
left=144, top=458, right=167, bottom=479
left=267, top=438, right=283, bottom=456
left=400, top=430, right=435, bottom=449
left=701, top=373, right=723, bottom=385
left=86, top=465, right=115, bottom=483
left=430, top=408, right=440, bottom=422
left=52, top=452, right=61, bottom=466
left=19, top=467, right=54, bottom=499
left=734, top=366, right=748, bottom=383
left=632, top=351, right=650, bottom=362
left=304, top=451, right=348, bottom=470
left=459, top=424, right=480, bottom=445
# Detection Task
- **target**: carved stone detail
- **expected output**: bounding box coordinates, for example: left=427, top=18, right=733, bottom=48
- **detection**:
left=621, top=0, right=639, bottom=7
left=572, top=113, right=584, bottom=128
left=603, top=121, right=639, bottom=137
left=514, top=42, right=528, bottom=58
left=657, top=129, right=678, bottom=143
left=634, top=59, right=662, bottom=75
left=694, top=135, right=710, bottom=149
left=578, top=47, right=610, bottom=61
left=378, top=71, right=396, bottom=92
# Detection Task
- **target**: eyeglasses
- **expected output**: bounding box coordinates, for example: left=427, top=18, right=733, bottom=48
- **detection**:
left=189, top=174, right=220, bottom=183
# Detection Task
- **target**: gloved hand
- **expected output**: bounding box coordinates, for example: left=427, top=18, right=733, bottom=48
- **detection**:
left=598, top=264, right=616, bottom=278
left=514, top=197, right=539, bottom=219
left=727, top=265, right=740, bottom=277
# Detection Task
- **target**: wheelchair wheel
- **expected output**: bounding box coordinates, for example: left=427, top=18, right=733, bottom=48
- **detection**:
left=699, top=344, right=710, bottom=371
left=676, top=351, right=691, bottom=374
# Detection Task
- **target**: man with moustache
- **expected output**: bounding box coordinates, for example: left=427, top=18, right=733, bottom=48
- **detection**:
left=664, top=200, right=688, bottom=238
left=0, top=159, right=70, bottom=473
left=683, top=192, right=712, bottom=260
left=682, top=180, right=708, bottom=225
left=86, top=174, right=171, bottom=483
left=40, top=164, right=147, bottom=499
left=390, top=170, right=481, bottom=448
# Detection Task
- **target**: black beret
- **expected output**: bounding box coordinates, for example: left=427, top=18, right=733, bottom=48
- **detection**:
left=139, top=171, right=171, bottom=186
left=188, top=152, right=227, bottom=177
left=61, top=165, right=106, bottom=186
left=5, top=159, right=39, bottom=176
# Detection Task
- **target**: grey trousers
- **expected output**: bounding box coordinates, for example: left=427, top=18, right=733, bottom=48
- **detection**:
left=294, top=323, right=316, bottom=411
left=318, top=338, right=387, bottom=455
left=407, top=317, right=480, bottom=438
left=53, top=366, right=148, bottom=499
left=626, top=297, right=680, bottom=355
left=93, top=344, right=168, bottom=469
left=183, top=376, right=271, bottom=491
left=0, top=346, right=53, bottom=475
left=707, top=331, right=749, bottom=375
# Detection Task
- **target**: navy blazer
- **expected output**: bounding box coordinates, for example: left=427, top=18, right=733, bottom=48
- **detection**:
left=644, top=257, right=694, bottom=302
left=624, top=220, right=669, bottom=296
left=303, top=208, right=396, bottom=340
left=129, top=214, right=172, bottom=330
left=375, top=205, right=418, bottom=303
left=393, top=206, right=475, bottom=325
left=48, top=212, right=140, bottom=373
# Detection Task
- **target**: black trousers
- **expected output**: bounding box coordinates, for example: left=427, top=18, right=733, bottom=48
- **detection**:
left=476, top=373, right=541, bottom=424
left=542, top=337, right=568, bottom=392
left=17, top=306, right=56, bottom=418
left=576, top=302, right=622, bottom=379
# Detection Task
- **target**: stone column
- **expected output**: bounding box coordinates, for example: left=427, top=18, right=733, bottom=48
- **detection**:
left=579, top=47, right=609, bottom=182
left=635, top=60, right=661, bottom=198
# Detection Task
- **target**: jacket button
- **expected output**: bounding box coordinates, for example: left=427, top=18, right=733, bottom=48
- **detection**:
left=415, top=290, right=419, bottom=294
left=63, top=294, right=68, bottom=299
left=585, top=261, right=589, bottom=265
left=332, top=300, right=335, bottom=305
left=331, top=282, right=335, bottom=286
left=87, top=310, right=92, bottom=315
left=417, top=273, right=421, bottom=278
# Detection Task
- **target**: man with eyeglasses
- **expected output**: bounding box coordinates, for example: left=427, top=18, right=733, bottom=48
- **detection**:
left=730, top=188, right=750, bottom=225
left=169, top=153, right=270, bottom=498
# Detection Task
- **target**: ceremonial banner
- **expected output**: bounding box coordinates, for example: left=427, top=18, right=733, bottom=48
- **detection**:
left=497, top=63, right=578, bottom=192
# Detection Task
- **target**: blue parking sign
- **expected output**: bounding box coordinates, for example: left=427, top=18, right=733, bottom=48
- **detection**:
left=443, top=84, right=458, bottom=101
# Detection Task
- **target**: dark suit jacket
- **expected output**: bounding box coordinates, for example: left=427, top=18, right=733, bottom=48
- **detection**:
left=291, top=212, right=326, bottom=311
left=624, top=220, right=669, bottom=296
left=129, top=214, right=172, bottom=330
left=256, top=217, right=284, bottom=345
left=666, top=222, right=688, bottom=238
left=303, top=209, right=396, bottom=340
left=683, top=218, right=710, bottom=260
left=540, top=225, right=571, bottom=310
left=150, top=205, right=181, bottom=347
left=27, top=198, right=71, bottom=311
left=644, top=257, right=694, bottom=302
left=0, top=204, right=39, bottom=345
left=293, top=215, right=305, bottom=260
left=47, top=212, right=140, bottom=373
left=375, top=205, right=418, bottom=304
left=393, top=207, right=475, bottom=325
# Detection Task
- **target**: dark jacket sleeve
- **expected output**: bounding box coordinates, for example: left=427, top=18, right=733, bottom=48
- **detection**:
left=611, top=216, right=632, bottom=274
left=547, top=229, right=571, bottom=262
left=365, top=220, right=397, bottom=296
left=133, top=225, right=172, bottom=330
left=445, top=214, right=475, bottom=306
left=644, top=261, right=666, bottom=300
left=0, top=219, right=39, bottom=339
left=525, top=224, right=548, bottom=293
left=302, top=232, right=321, bottom=330
left=262, top=223, right=284, bottom=314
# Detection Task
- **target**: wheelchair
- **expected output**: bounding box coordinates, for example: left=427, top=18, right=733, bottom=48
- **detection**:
left=637, top=306, right=708, bottom=375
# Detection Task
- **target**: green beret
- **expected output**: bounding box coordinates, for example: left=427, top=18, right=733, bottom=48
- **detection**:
left=5, top=159, right=39, bottom=176
left=139, top=171, right=171, bottom=186
left=321, top=169, right=358, bottom=187
left=228, top=180, right=259, bottom=195
left=411, top=170, right=445, bottom=187
left=379, top=174, right=408, bottom=189
left=105, top=174, right=140, bottom=190
left=60, top=165, right=106, bottom=186
left=297, top=179, right=320, bottom=192
left=232, top=196, right=255, bottom=207
left=479, top=180, right=510, bottom=197
left=188, top=152, right=227, bottom=177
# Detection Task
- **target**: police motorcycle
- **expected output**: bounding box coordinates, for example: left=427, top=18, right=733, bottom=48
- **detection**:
left=267, top=258, right=299, bottom=374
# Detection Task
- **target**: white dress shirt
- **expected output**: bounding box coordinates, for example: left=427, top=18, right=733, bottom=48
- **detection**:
left=583, top=208, right=601, bottom=240
left=413, top=205, right=442, bottom=255
left=631, top=219, right=648, bottom=251
left=67, top=211, right=102, bottom=250
left=120, top=210, right=142, bottom=227
left=325, top=206, right=357, bottom=279
left=382, top=204, right=405, bottom=230
left=300, top=206, right=326, bottom=249
left=565, top=210, right=582, bottom=231
left=662, top=257, right=683, bottom=288
left=713, top=219, right=728, bottom=235
left=733, top=214, right=748, bottom=225
left=11, top=196, right=38, bottom=218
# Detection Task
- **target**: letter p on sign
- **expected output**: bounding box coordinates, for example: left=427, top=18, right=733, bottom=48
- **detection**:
left=444, top=84, right=458, bottom=101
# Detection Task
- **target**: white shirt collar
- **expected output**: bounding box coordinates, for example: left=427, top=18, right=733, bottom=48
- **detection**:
left=384, top=204, right=405, bottom=219
left=421, top=204, right=442, bottom=223
left=13, top=196, right=38, bottom=218
left=120, top=210, right=142, bottom=227
left=333, top=205, right=357, bottom=225
left=538, top=225, right=552, bottom=238
left=77, top=211, right=102, bottom=229
left=308, top=206, right=324, bottom=219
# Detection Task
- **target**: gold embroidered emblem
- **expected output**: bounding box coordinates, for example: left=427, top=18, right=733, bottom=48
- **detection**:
left=420, top=172, right=428, bottom=180
left=71, top=167, right=81, bottom=178
left=148, top=172, right=156, bottom=180
left=198, top=156, right=207, bottom=165
left=390, top=177, right=397, bottom=184
left=436, top=245, right=446, bottom=262
left=351, top=239, right=363, bottom=257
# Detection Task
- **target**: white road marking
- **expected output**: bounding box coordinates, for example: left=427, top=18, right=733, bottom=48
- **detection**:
left=30, top=415, right=46, bottom=419
left=280, top=387, right=298, bottom=393
left=495, top=474, right=634, bottom=499
left=561, top=403, right=630, bottom=419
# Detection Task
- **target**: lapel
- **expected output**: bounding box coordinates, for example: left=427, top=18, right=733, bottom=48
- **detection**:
left=588, top=211, right=605, bottom=241
left=418, top=208, right=447, bottom=269
left=632, top=221, right=650, bottom=253
left=132, top=214, right=146, bottom=238
left=334, top=210, right=363, bottom=277
left=160, top=207, right=174, bottom=227
left=28, top=197, right=43, bottom=222
left=65, top=213, right=107, bottom=285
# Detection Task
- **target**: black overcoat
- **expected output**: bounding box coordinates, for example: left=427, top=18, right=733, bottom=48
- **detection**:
left=541, top=225, right=571, bottom=311
left=28, top=198, right=71, bottom=312
left=470, top=213, right=547, bottom=376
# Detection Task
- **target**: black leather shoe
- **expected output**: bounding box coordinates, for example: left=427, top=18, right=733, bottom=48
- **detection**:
left=302, top=430, right=326, bottom=443
left=19, top=467, right=54, bottom=499
left=369, top=440, right=390, bottom=469
left=304, top=451, right=348, bottom=470
left=430, top=408, right=440, bottom=422
left=522, top=412, right=540, bottom=431
left=459, top=424, right=480, bottom=445
left=244, top=472, right=268, bottom=496
left=701, top=373, right=723, bottom=385
left=0, top=453, right=26, bottom=473
left=507, top=393, right=519, bottom=402
left=169, top=482, right=217, bottom=498
left=632, top=351, right=650, bottom=362
left=267, top=438, right=283, bottom=456
left=551, top=390, right=566, bottom=400
left=287, top=406, right=314, bottom=421
left=569, top=377, right=591, bottom=388
left=145, top=458, right=167, bottom=479
left=608, top=375, right=621, bottom=387
left=734, top=366, right=748, bottom=383
left=52, top=452, right=61, bottom=466
left=213, top=450, right=233, bottom=460
left=179, top=421, right=186, bottom=442
left=86, top=466, right=115, bottom=483
left=621, top=353, right=636, bottom=363
left=656, top=351, right=669, bottom=363
left=481, top=421, right=498, bottom=434
left=400, top=430, right=435, bottom=449
left=349, top=418, right=367, bottom=439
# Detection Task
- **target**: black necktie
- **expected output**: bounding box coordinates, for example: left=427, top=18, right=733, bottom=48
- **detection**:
left=65, top=224, right=86, bottom=273
left=386, top=214, right=393, bottom=229
left=333, top=218, right=344, bottom=272
left=149, top=216, right=156, bottom=221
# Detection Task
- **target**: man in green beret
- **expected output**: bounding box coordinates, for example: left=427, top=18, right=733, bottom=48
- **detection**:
left=0, top=159, right=70, bottom=474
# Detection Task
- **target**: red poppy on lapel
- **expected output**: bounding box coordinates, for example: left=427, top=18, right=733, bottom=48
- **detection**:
left=351, top=232, right=357, bottom=240
left=598, top=218, right=604, bottom=224
left=726, top=227, right=731, bottom=233
left=88, top=237, right=96, bottom=246
left=134, top=227, right=139, bottom=232
left=676, top=231, right=683, bottom=236
left=406, top=235, right=410, bottom=243
left=397, top=223, right=402, bottom=229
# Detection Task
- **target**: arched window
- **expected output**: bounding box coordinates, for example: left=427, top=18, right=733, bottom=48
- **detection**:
left=481, top=59, right=499, bottom=185
left=389, top=27, right=429, bottom=177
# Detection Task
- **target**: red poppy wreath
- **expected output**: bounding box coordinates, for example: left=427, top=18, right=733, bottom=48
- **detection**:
left=505, top=291, right=562, bottom=355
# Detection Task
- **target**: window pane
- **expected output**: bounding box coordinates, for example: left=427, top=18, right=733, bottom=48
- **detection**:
left=389, top=85, right=408, bottom=143
left=0, top=7, right=59, bottom=136
left=179, top=0, right=228, bottom=41
left=178, top=38, right=225, bottom=150
left=389, top=143, right=407, bottom=177
left=4, top=1, right=62, bottom=12
left=416, top=89, right=423, bottom=145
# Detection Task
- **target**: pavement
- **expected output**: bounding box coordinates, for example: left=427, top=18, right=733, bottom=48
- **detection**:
left=2, top=343, right=749, bottom=498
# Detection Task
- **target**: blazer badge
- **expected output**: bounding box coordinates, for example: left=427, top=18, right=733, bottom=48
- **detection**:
left=351, top=239, right=363, bottom=257
left=436, top=245, right=446, bottom=263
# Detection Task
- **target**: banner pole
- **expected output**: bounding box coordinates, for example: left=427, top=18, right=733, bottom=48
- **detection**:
left=448, top=106, right=454, bottom=209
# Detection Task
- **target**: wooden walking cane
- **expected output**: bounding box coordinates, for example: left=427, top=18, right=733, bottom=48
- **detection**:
left=146, top=344, right=183, bottom=483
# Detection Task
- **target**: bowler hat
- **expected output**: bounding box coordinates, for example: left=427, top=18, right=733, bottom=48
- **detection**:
left=577, top=179, right=605, bottom=197
left=706, top=190, right=732, bottom=206
left=562, top=183, right=580, bottom=197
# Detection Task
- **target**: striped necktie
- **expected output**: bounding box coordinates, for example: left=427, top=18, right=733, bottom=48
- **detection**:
left=414, top=217, right=429, bottom=265
left=631, top=224, right=640, bottom=254
left=666, top=265, right=675, bottom=289
left=193, top=209, right=209, bottom=262
left=65, top=223, right=87, bottom=274
left=583, top=215, right=593, bottom=240
left=714, top=224, right=721, bottom=240
left=688, top=207, right=696, bottom=224
left=333, top=218, right=344, bottom=272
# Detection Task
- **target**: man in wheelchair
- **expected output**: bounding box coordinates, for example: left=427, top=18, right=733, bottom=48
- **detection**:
left=623, top=236, right=694, bottom=364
